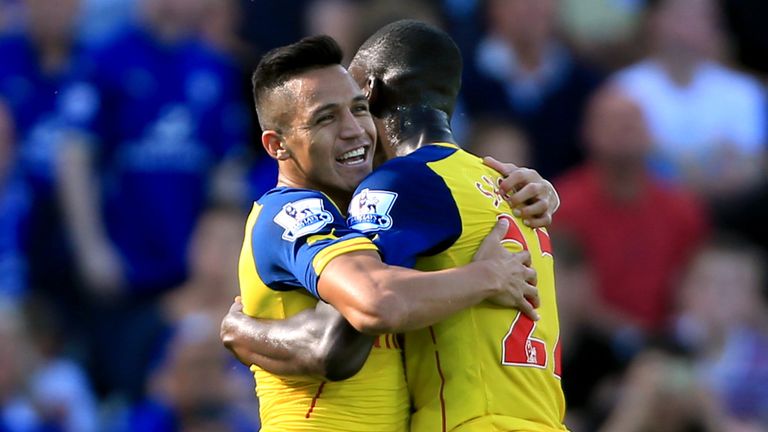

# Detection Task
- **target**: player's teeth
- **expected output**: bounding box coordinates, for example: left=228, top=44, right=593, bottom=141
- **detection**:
left=339, top=147, right=365, bottom=160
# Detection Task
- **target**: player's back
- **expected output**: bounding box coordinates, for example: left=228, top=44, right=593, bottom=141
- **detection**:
left=402, top=145, right=566, bottom=431
left=238, top=188, right=409, bottom=432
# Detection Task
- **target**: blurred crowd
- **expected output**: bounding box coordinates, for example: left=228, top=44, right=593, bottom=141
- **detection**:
left=0, top=0, right=767, bottom=431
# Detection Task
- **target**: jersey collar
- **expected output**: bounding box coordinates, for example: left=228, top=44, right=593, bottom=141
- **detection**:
left=430, top=142, right=460, bottom=149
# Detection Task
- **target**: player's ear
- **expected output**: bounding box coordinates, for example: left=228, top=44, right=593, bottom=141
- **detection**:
left=262, top=130, right=291, bottom=161
left=363, top=75, right=382, bottom=116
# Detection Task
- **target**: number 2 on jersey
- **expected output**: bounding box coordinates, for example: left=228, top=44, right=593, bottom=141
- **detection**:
left=496, top=214, right=560, bottom=377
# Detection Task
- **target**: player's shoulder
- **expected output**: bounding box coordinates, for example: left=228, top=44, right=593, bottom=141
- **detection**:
left=350, top=145, right=462, bottom=233
left=359, top=144, right=459, bottom=188
left=254, top=187, right=342, bottom=243
left=382, top=143, right=459, bottom=169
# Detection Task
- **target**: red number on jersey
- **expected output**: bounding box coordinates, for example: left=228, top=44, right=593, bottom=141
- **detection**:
left=502, top=314, right=547, bottom=368
left=497, top=214, right=559, bottom=375
left=497, top=214, right=528, bottom=251
left=536, top=228, right=553, bottom=257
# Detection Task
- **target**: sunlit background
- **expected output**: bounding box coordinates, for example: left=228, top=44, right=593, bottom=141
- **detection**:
left=1, top=0, right=767, bottom=430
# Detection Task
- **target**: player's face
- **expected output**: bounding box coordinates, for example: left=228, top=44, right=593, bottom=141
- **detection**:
left=281, top=65, right=376, bottom=195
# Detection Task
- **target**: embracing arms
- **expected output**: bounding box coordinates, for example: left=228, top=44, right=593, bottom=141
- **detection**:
left=222, top=165, right=559, bottom=379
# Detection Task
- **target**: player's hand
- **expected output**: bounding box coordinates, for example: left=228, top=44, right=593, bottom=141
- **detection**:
left=473, top=219, right=540, bottom=321
left=227, top=296, right=244, bottom=314
left=483, top=156, right=560, bottom=228
left=221, top=296, right=247, bottom=359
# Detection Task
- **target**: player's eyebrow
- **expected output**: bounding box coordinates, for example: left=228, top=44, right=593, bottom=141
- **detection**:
left=309, top=102, right=339, bottom=120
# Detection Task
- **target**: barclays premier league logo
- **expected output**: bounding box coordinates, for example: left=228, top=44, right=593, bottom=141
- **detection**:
left=274, top=198, right=334, bottom=241
left=348, top=189, right=398, bottom=232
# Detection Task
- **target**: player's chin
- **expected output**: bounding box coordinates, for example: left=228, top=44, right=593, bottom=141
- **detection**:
left=335, top=159, right=372, bottom=183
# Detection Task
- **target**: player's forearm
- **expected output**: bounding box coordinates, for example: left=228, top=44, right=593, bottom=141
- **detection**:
left=221, top=305, right=374, bottom=380
left=320, top=252, right=499, bottom=334
left=366, top=261, right=500, bottom=332
left=221, top=307, right=326, bottom=375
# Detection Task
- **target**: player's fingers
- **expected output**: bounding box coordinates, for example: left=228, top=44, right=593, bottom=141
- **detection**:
left=234, top=295, right=242, bottom=303
left=507, top=182, right=545, bottom=207
left=482, top=156, right=517, bottom=176
left=517, top=200, right=548, bottom=220
left=229, top=299, right=244, bottom=313
left=498, top=168, right=539, bottom=195
left=524, top=266, right=538, bottom=286
left=498, top=171, right=524, bottom=196
left=518, top=296, right=541, bottom=321
left=522, top=283, right=541, bottom=309
left=487, top=217, right=510, bottom=243
left=513, top=201, right=549, bottom=225
left=516, top=250, right=532, bottom=267
left=474, top=218, right=510, bottom=262
left=523, top=214, right=552, bottom=229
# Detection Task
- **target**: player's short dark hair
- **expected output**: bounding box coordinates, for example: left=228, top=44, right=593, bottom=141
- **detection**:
left=351, top=19, right=462, bottom=116
left=252, top=35, right=343, bottom=129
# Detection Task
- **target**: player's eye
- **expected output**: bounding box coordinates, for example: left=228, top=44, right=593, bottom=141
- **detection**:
left=352, top=103, right=370, bottom=115
left=315, top=114, right=335, bottom=125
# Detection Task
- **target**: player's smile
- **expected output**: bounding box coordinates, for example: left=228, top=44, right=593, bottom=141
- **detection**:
left=335, top=144, right=371, bottom=166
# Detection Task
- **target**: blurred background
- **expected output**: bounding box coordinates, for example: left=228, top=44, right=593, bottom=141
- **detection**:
left=0, top=0, right=767, bottom=431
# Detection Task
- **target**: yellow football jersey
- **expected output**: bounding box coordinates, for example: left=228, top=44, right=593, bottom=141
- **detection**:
left=239, top=188, right=409, bottom=432
left=348, top=143, right=567, bottom=432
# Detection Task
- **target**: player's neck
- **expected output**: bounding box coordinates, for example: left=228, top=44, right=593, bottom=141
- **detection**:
left=276, top=173, right=351, bottom=215
left=385, top=107, right=456, bottom=157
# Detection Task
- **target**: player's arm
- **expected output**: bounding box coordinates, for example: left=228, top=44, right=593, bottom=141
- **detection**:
left=483, top=156, right=560, bottom=228
left=317, top=218, right=539, bottom=335
left=221, top=297, right=374, bottom=381
left=223, top=220, right=537, bottom=379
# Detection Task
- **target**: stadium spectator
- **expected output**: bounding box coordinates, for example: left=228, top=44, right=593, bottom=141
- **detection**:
left=0, top=301, right=43, bottom=432
left=614, top=0, right=768, bottom=200
left=462, top=0, right=604, bottom=179
left=127, top=317, right=258, bottom=432
left=673, top=235, right=768, bottom=429
left=554, top=86, right=708, bottom=346
left=466, top=117, right=531, bottom=167
left=553, top=236, right=624, bottom=432
left=599, top=349, right=724, bottom=432
left=0, top=0, right=83, bottom=320
left=557, top=0, right=645, bottom=69
left=162, top=205, right=244, bottom=326
left=23, top=297, right=100, bottom=432
left=55, top=0, right=248, bottom=400
left=0, top=100, right=29, bottom=303
left=304, top=0, right=362, bottom=65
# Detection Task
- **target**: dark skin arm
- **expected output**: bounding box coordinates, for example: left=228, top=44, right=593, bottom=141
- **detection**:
left=222, top=298, right=373, bottom=381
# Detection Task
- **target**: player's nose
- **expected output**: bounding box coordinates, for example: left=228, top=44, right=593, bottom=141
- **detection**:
left=339, top=108, right=365, bottom=139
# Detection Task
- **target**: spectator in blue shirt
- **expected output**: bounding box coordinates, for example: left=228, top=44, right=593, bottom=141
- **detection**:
left=0, top=0, right=82, bottom=308
left=56, top=0, right=249, bottom=400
